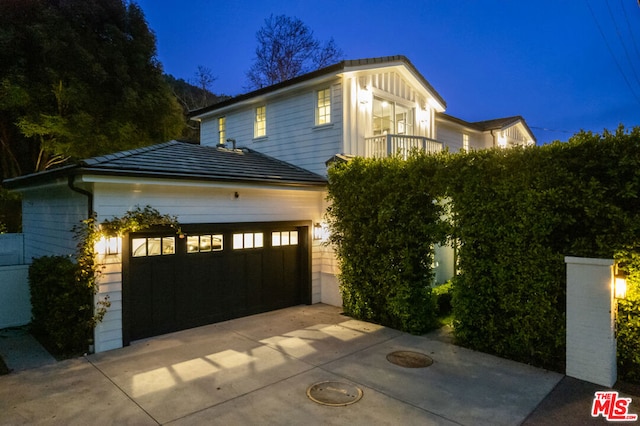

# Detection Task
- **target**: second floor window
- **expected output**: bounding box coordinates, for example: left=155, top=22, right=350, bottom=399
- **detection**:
left=463, top=134, right=469, bottom=152
left=254, top=105, right=266, bottom=138
left=218, top=117, right=226, bottom=145
left=316, top=88, right=331, bottom=125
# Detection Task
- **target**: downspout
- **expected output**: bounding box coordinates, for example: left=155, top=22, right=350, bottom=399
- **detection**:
left=68, top=175, right=93, bottom=218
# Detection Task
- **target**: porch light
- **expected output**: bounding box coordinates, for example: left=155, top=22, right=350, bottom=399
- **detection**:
left=614, top=270, right=628, bottom=300
left=358, top=87, right=371, bottom=105
left=313, top=222, right=329, bottom=241
left=95, top=235, right=121, bottom=256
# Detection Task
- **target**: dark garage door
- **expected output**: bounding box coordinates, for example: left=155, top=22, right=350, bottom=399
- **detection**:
left=123, top=222, right=311, bottom=343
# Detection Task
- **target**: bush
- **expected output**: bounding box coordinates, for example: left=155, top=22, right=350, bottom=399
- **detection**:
left=29, top=256, right=93, bottom=356
left=433, top=281, right=453, bottom=317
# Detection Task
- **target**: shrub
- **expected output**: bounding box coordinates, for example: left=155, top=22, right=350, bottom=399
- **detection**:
left=433, top=280, right=453, bottom=317
left=29, top=256, right=93, bottom=355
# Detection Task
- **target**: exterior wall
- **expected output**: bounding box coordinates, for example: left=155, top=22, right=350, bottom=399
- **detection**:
left=436, top=121, right=491, bottom=152
left=201, top=80, right=343, bottom=177
left=19, top=181, right=88, bottom=261
left=0, top=264, right=30, bottom=328
left=90, top=179, right=329, bottom=352
left=565, top=256, right=617, bottom=387
left=0, top=233, right=24, bottom=266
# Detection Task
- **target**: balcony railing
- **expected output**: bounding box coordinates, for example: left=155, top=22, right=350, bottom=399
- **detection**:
left=364, top=135, right=444, bottom=159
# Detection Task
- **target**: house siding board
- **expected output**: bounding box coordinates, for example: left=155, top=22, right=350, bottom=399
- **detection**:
left=21, top=185, right=88, bottom=261
left=202, top=82, right=342, bottom=177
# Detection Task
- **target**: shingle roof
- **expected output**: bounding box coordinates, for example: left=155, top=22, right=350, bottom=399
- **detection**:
left=190, top=55, right=446, bottom=118
left=437, top=113, right=537, bottom=143
left=4, top=141, right=327, bottom=188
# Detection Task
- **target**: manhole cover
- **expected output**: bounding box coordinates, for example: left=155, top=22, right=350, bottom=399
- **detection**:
left=306, top=381, right=363, bottom=406
left=386, top=350, right=433, bottom=368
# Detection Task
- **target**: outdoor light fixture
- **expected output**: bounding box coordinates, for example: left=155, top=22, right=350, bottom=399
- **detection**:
left=313, top=223, right=323, bottom=240
left=95, top=235, right=121, bottom=256
left=614, top=270, right=628, bottom=300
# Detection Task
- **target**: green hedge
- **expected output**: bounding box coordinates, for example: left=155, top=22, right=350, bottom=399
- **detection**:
left=29, top=256, right=93, bottom=355
left=326, top=154, right=448, bottom=333
left=327, top=126, right=640, bottom=380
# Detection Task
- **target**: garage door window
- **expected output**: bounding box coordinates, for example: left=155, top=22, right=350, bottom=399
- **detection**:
left=272, top=231, right=298, bottom=246
left=132, top=236, right=175, bottom=257
left=187, top=234, right=223, bottom=253
left=233, top=232, right=264, bottom=249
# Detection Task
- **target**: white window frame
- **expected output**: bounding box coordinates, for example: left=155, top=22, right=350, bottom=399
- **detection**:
left=463, top=134, right=469, bottom=152
left=254, top=105, right=266, bottom=138
left=315, top=88, right=331, bottom=126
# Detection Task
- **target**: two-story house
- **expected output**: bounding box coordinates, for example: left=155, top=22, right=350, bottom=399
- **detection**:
left=3, top=55, right=535, bottom=353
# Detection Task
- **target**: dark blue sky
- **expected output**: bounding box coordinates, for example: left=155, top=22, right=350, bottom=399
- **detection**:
left=135, top=0, right=640, bottom=144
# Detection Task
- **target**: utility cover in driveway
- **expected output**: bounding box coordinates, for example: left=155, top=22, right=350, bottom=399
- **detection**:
left=124, top=222, right=310, bottom=343
left=307, top=381, right=363, bottom=406
left=386, top=350, right=433, bottom=368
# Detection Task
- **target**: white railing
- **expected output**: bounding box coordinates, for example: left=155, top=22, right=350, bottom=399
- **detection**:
left=364, top=135, right=443, bottom=159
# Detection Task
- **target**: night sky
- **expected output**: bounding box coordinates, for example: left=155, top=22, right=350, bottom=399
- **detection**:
left=135, top=0, right=640, bottom=144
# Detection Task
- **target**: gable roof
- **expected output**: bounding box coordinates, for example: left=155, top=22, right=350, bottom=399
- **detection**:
left=190, top=55, right=446, bottom=119
left=3, top=141, right=327, bottom=189
left=437, top=113, right=537, bottom=143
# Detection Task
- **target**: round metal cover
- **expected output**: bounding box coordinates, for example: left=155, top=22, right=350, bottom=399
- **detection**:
left=386, top=350, right=433, bottom=368
left=306, top=381, right=363, bottom=406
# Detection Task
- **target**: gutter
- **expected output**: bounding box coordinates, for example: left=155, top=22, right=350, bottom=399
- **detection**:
left=68, top=175, right=93, bottom=218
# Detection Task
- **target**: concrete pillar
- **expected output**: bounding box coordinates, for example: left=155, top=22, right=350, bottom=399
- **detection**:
left=565, top=256, right=616, bottom=387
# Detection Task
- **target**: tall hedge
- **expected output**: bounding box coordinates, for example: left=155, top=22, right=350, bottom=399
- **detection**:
left=326, top=126, right=640, bottom=380
left=326, top=154, right=448, bottom=333
left=448, top=126, right=640, bottom=373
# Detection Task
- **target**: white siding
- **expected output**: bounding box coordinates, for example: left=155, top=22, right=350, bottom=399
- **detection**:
left=20, top=182, right=89, bottom=261
left=91, top=180, right=331, bottom=352
left=201, top=81, right=343, bottom=177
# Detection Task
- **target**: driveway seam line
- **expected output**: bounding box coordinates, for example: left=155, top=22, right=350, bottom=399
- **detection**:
left=86, top=356, right=161, bottom=425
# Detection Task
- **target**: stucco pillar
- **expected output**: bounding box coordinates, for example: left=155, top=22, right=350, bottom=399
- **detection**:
left=565, top=256, right=617, bottom=387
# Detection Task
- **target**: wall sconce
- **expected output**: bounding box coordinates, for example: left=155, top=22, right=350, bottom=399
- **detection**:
left=95, top=235, right=121, bottom=256
left=313, top=222, right=330, bottom=241
left=614, top=270, right=628, bottom=300
left=358, top=87, right=371, bottom=105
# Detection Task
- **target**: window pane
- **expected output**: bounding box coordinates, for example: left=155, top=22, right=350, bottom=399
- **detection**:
left=162, top=237, right=175, bottom=255
left=290, top=231, right=298, bottom=245
left=272, top=232, right=281, bottom=247
left=233, top=233, right=244, bottom=249
left=132, top=238, right=147, bottom=257
left=187, top=236, right=199, bottom=253
left=254, top=106, right=266, bottom=137
left=244, top=233, right=254, bottom=248
left=218, top=117, right=226, bottom=145
left=281, top=232, right=290, bottom=246
left=254, top=233, right=263, bottom=248
left=317, top=88, right=331, bottom=125
left=200, top=235, right=212, bottom=252
left=212, top=234, right=223, bottom=251
left=148, top=237, right=162, bottom=256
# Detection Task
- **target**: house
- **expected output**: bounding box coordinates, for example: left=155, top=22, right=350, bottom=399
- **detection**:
left=3, top=55, right=535, bottom=353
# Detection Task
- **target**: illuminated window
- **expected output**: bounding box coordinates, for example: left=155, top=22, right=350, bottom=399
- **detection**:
left=316, top=88, right=331, bottom=125
left=218, top=117, right=226, bottom=145
left=233, top=232, right=264, bottom=249
left=254, top=105, right=266, bottom=138
left=463, top=134, right=469, bottom=152
left=132, top=236, right=175, bottom=257
left=272, top=231, right=298, bottom=246
left=187, top=234, right=223, bottom=253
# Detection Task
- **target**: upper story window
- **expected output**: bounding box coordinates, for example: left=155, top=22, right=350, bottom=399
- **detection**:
left=316, top=88, right=331, bottom=125
left=218, top=117, right=226, bottom=145
left=463, top=134, right=469, bottom=152
left=254, top=105, right=266, bottom=138
left=373, top=97, right=414, bottom=136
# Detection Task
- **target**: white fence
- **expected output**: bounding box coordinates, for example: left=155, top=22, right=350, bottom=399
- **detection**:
left=0, top=234, right=31, bottom=328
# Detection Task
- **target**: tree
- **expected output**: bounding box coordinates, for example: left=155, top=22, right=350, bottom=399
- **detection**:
left=246, top=15, right=344, bottom=89
left=0, top=0, right=185, bottom=178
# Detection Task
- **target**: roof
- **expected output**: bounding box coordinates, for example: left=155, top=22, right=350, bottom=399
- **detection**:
left=3, top=141, right=327, bottom=189
left=190, top=55, right=447, bottom=118
left=437, top=113, right=537, bottom=143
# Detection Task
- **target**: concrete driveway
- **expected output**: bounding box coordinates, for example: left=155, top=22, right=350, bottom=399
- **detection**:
left=0, top=304, right=563, bottom=425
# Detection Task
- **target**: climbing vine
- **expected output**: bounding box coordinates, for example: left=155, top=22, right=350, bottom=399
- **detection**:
left=73, top=205, right=182, bottom=328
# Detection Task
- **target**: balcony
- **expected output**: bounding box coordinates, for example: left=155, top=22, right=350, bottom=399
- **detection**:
left=364, top=135, right=443, bottom=159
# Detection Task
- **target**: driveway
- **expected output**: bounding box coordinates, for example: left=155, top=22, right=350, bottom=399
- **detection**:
left=0, top=304, right=564, bottom=425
